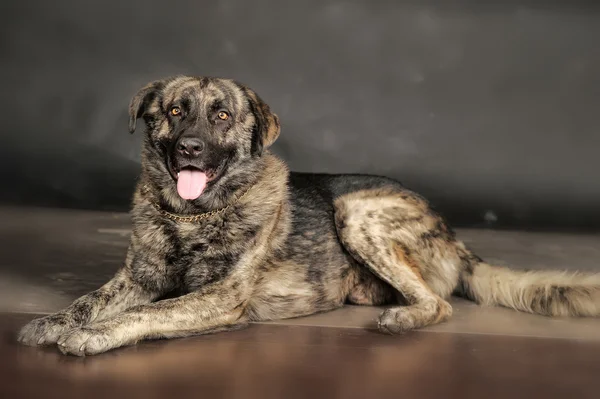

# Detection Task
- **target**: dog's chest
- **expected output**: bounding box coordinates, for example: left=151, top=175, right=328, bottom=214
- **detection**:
left=131, top=215, right=257, bottom=293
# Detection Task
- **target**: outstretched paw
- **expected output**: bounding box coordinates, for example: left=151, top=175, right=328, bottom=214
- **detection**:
left=18, top=314, right=78, bottom=346
left=57, top=326, right=120, bottom=356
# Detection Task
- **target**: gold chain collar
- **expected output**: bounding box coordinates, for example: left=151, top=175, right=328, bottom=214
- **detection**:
left=142, top=184, right=252, bottom=223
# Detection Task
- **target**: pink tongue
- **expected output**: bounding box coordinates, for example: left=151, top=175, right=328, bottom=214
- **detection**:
left=177, top=169, right=208, bottom=200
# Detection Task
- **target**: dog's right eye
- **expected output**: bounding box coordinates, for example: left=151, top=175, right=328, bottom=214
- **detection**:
left=170, top=106, right=182, bottom=116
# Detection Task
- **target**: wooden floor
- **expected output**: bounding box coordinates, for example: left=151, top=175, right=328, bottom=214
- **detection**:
left=2, top=313, right=599, bottom=399
left=1, top=207, right=600, bottom=398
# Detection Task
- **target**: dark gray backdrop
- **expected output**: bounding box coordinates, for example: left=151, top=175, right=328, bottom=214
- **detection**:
left=1, top=0, right=599, bottom=230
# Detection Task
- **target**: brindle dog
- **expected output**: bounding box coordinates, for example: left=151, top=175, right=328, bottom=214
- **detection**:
left=18, top=76, right=600, bottom=356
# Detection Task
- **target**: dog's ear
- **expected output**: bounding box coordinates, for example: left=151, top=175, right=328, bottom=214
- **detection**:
left=239, top=85, right=280, bottom=156
left=128, top=80, right=164, bottom=134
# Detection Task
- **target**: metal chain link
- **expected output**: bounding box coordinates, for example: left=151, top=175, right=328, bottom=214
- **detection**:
left=142, top=184, right=252, bottom=223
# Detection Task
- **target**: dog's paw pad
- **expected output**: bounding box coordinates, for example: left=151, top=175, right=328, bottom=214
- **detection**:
left=58, top=327, right=115, bottom=356
left=377, top=308, right=416, bottom=334
left=18, top=315, right=74, bottom=346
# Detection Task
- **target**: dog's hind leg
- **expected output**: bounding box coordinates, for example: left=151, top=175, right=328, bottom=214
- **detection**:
left=334, top=188, right=461, bottom=333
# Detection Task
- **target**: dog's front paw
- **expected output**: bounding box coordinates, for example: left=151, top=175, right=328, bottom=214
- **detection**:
left=18, top=314, right=77, bottom=346
left=57, top=326, right=120, bottom=356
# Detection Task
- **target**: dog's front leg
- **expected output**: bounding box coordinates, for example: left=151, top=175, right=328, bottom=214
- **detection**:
left=18, top=267, right=157, bottom=346
left=56, top=284, right=248, bottom=356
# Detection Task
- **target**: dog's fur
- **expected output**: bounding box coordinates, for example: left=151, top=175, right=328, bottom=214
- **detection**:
left=18, top=76, right=600, bottom=356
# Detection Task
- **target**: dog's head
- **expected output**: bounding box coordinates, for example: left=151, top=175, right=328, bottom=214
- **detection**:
left=129, top=76, right=280, bottom=203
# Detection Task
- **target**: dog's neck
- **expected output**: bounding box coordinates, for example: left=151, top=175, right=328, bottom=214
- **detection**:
left=138, top=152, right=287, bottom=217
left=141, top=182, right=254, bottom=222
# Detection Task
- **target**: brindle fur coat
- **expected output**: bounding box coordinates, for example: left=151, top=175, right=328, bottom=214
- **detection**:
left=18, top=76, right=600, bottom=356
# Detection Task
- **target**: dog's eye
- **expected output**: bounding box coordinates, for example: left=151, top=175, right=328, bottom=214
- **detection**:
left=217, top=111, right=229, bottom=121
left=170, top=106, right=182, bottom=116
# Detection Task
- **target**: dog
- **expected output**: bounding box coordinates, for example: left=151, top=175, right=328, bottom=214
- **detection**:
left=18, top=75, right=600, bottom=356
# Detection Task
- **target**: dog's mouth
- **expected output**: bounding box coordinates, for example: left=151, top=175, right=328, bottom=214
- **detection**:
left=171, top=164, right=219, bottom=201
left=176, top=167, right=208, bottom=200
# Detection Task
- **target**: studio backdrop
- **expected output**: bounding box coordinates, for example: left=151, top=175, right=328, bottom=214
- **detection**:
left=1, top=0, right=599, bottom=230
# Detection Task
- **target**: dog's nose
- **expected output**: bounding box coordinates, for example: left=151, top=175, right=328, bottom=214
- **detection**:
left=177, top=137, right=205, bottom=157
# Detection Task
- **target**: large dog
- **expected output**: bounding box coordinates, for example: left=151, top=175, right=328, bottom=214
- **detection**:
left=18, top=76, right=600, bottom=356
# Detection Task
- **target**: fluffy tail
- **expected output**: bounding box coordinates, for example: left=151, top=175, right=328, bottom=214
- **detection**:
left=457, top=257, right=600, bottom=317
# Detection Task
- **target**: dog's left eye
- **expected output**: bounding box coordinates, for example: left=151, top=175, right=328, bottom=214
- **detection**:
left=217, top=111, right=229, bottom=121
left=170, top=106, right=182, bottom=116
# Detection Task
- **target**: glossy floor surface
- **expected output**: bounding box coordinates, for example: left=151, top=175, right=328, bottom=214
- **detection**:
left=1, top=206, right=599, bottom=398
left=2, top=313, right=600, bottom=399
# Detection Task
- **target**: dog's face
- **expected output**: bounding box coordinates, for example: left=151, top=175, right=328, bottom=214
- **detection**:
left=129, top=76, right=280, bottom=203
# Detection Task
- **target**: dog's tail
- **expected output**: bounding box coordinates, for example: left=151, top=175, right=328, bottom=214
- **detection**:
left=456, top=250, right=600, bottom=317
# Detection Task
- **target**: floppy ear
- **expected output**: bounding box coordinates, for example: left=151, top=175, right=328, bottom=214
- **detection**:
left=240, top=85, right=281, bottom=156
left=128, top=80, right=164, bottom=134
